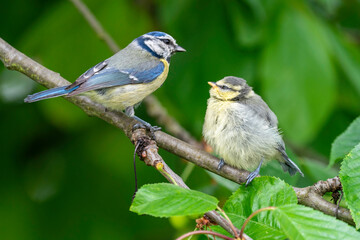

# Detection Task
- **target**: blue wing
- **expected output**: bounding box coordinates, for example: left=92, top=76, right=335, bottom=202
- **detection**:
left=68, top=60, right=165, bottom=96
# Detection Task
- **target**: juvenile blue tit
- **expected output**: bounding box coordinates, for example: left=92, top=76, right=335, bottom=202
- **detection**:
left=203, top=76, right=303, bottom=185
left=24, top=31, right=185, bottom=130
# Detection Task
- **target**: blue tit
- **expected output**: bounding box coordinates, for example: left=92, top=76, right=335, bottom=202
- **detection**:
left=24, top=31, right=185, bottom=130
left=202, top=76, right=304, bottom=185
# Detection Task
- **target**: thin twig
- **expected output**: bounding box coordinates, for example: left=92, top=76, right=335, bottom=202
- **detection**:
left=132, top=141, right=141, bottom=202
left=68, top=0, right=120, bottom=52
left=335, top=190, right=343, bottom=219
left=176, top=230, right=234, bottom=240
left=0, top=37, right=355, bottom=226
left=239, top=207, right=276, bottom=239
left=217, top=206, right=239, bottom=239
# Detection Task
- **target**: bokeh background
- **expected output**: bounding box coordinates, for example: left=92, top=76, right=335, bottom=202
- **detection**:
left=1, top=0, right=360, bottom=239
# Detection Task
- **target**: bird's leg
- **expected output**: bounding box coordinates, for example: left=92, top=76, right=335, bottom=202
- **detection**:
left=217, top=158, right=225, bottom=171
left=246, top=158, right=263, bottom=186
left=132, top=116, right=161, bottom=131
left=125, top=107, right=161, bottom=139
left=125, top=106, right=135, bottom=117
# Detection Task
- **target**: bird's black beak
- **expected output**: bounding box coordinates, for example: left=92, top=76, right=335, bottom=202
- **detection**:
left=175, top=45, right=186, bottom=52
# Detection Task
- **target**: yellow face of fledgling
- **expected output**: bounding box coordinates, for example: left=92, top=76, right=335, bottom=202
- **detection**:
left=208, top=77, right=253, bottom=101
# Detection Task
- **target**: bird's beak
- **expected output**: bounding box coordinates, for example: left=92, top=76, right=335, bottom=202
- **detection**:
left=208, top=82, right=219, bottom=90
left=175, top=45, right=186, bottom=52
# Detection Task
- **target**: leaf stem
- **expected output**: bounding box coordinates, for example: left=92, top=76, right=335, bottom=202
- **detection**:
left=155, top=162, right=178, bottom=185
left=217, top=206, right=239, bottom=239
left=240, top=207, right=276, bottom=239
left=176, top=230, right=233, bottom=240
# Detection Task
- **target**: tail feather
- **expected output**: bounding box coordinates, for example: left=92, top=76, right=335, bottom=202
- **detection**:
left=280, top=158, right=304, bottom=177
left=24, top=86, right=78, bottom=103
left=278, top=147, right=304, bottom=177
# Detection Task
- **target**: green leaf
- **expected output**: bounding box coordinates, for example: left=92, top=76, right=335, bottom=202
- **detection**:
left=224, top=176, right=297, bottom=216
left=219, top=177, right=297, bottom=239
left=340, top=143, right=360, bottom=229
left=211, top=212, right=286, bottom=240
left=130, top=183, right=218, bottom=217
left=330, top=116, right=360, bottom=166
left=260, top=5, right=336, bottom=144
left=274, top=205, right=360, bottom=240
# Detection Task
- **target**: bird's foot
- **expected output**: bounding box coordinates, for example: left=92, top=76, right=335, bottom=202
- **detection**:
left=132, top=122, right=161, bottom=140
left=245, top=159, right=263, bottom=186
left=246, top=171, right=259, bottom=186
left=217, top=158, right=225, bottom=171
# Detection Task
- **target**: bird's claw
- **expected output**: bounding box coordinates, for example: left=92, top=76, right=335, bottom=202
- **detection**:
left=245, top=171, right=259, bottom=186
left=217, top=159, right=225, bottom=171
left=132, top=123, right=161, bottom=140
left=132, top=123, right=146, bottom=131
left=245, top=158, right=263, bottom=186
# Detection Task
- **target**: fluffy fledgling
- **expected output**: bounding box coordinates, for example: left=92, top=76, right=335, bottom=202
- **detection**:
left=24, top=31, right=185, bottom=129
left=203, top=76, right=303, bottom=185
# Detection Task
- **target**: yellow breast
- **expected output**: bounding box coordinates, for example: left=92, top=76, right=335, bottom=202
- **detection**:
left=149, top=58, right=169, bottom=89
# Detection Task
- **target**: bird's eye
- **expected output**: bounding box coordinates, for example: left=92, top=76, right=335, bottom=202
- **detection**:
left=219, top=85, right=231, bottom=90
left=162, top=39, right=171, bottom=44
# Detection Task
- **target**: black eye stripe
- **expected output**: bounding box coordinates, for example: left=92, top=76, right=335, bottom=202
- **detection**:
left=161, top=39, right=171, bottom=44
left=218, top=85, right=231, bottom=90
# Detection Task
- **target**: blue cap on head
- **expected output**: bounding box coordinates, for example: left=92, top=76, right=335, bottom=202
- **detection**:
left=146, top=31, right=167, bottom=37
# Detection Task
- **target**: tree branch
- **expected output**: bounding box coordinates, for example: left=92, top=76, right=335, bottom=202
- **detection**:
left=69, top=0, right=120, bottom=53
left=0, top=36, right=354, bottom=227
left=294, top=176, right=354, bottom=225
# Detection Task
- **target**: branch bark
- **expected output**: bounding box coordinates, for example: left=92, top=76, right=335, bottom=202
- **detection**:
left=0, top=36, right=354, bottom=227
left=294, top=176, right=353, bottom=225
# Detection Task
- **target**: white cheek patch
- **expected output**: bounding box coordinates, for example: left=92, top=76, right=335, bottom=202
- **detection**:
left=145, top=40, right=163, bottom=54
left=232, top=85, right=242, bottom=91
left=245, top=90, right=255, bottom=98
left=144, top=39, right=171, bottom=59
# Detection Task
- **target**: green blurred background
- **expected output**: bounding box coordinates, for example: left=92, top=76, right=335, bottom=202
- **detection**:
left=1, top=0, right=360, bottom=239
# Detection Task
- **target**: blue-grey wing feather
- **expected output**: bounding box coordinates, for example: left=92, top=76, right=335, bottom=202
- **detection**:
left=129, top=63, right=165, bottom=83
left=68, top=59, right=164, bottom=96
left=66, top=60, right=109, bottom=90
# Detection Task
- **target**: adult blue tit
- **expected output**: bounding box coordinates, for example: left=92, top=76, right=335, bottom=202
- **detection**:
left=202, top=76, right=304, bottom=185
left=24, top=31, right=185, bottom=130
